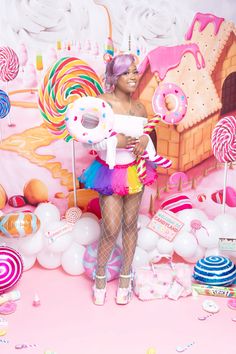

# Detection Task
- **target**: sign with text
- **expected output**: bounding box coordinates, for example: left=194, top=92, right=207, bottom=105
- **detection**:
left=148, top=209, right=184, bottom=241
left=219, top=237, right=236, bottom=252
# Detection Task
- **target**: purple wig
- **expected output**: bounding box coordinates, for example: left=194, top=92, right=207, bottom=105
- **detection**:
left=104, top=54, right=135, bottom=92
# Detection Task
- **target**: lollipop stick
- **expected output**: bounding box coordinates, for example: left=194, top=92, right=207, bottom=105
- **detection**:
left=222, top=162, right=228, bottom=213
left=5, top=82, right=15, bottom=127
left=71, top=140, right=77, bottom=207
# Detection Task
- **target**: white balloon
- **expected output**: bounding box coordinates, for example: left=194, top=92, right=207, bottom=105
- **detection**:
left=183, top=245, right=205, bottom=263
left=132, top=246, right=149, bottom=269
left=44, top=220, right=74, bottom=253
left=195, top=220, right=222, bottom=249
left=37, top=249, right=61, bottom=269
left=147, top=248, right=168, bottom=263
left=214, top=214, right=236, bottom=237
left=73, top=217, right=101, bottom=245
left=81, top=212, right=99, bottom=221
left=0, top=237, right=20, bottom=251
left=21, top=253, right=36, bottom=271
left=137, top=227, right=158, bottom=252
left=156, top=237, right=174, bottom=256
left=205, top=247, right=221, bottom=257
left=61, top=243, right=85, bottom=275
left=19, top=230, right=44, bottom=255
left=177, top=208, right=208, bottom=232
left=138, top=214, right=151, bottom=229
left=34, top=202, right=60, bottom=228
left=173, top=231, right=198, bottom=258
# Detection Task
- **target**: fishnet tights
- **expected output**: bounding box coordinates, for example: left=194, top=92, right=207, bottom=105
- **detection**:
left=95, top=191, right=143, bottom=289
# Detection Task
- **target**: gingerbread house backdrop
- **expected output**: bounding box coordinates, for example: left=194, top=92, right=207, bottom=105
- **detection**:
left=135, top=13, right=236, bottom=174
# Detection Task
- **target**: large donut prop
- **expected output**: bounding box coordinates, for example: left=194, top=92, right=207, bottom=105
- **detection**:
left=65, top=97, right=114, bottom=144
left=0, top=246, right=23, bottom=293
left=152, top=83, right=187, bottom=124
left=211, top=115, right=236, bottom=163
left=0, top=212, right=41, bottom=238
left=38, top=57, right=104, bottom=142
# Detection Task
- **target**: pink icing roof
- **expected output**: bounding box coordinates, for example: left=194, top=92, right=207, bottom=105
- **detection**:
left=138, top=44, right=205, bottom=80
left=185, top=12, right=224, bottom=40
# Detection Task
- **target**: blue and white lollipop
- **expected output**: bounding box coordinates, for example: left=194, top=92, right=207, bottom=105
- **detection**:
left=0, top=89, right=10, bottom=119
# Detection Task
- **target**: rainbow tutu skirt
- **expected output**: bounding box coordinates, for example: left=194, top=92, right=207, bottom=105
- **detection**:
left=79, top=156, right=157, bottom=196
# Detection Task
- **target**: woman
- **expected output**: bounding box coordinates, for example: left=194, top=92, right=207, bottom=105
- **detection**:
left=79, top=54, right=158, bottom=305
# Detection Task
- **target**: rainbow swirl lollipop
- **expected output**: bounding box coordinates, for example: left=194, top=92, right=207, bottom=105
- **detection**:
left=38, top=57, right=103, bottom=142
left=0, top=89, right=11, bottom=119
left=0, top=46, right=19, bottom=82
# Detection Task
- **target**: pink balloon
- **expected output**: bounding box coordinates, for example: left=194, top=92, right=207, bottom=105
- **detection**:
left=87, top=198, right=101, bottom=219
left=0, top=246, right=23, bottom=293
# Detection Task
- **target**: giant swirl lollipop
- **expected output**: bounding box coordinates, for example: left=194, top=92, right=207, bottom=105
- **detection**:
left=0, top=46, right=19, bottom=82
left=0, top=246, right=23, bottom=293
left=211, top=115, right=236, bottom=163
left=0, top=89, right=10, bottom=119
left=38, top=56, right=103, bottom=142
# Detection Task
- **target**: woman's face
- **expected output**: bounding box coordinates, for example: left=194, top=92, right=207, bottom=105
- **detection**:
left=115, top=62, right=140, bottom=94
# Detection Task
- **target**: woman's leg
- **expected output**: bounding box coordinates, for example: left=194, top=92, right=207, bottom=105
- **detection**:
left=95, top=193, right=123, bottom=289
left=120, top=190, right=143, bottom=288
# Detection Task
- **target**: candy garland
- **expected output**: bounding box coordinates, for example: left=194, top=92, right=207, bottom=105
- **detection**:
left=136, top=116, right=172, bottom=182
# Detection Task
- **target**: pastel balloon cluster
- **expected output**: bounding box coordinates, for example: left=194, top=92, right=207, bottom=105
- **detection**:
left=38, top=57, right=103, bottom=142
left=0, top=89, right=11, bottom=119
left=0, top=46, right=19, bottom=82
left=131, top=209, right=236, bottom=268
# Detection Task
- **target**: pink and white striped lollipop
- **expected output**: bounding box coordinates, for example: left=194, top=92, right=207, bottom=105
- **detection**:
left=212, top=116, right=236, bottom=163
left=83, top=241, right=122, bottom=281
left=0, top=46, right=19, bottom=82
left=0, top=246, right=23, bottom=293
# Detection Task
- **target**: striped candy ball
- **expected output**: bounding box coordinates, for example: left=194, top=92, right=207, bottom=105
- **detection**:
left=0, top=246, right=23, bottom=293
left=193, top=256, right=236, bottom=286
left=83, top=241, right=122, bottom=281
left=0, top=89, right=10, bottom=119
left=160, top=194, right=192, bottom=213
left=8, top=195, right=26, bottom=208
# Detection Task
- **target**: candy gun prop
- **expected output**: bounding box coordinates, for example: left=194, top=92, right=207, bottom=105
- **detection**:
left=135, top=116, right=172, bottom=182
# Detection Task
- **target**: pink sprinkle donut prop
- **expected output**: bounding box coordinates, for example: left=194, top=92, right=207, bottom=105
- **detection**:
left=152, top=83, right=187, bottom=124
left=0, top=47, right=19, bottom=82
left=0, top=246, right=23, bottom=294
left=0, top=212, right=40, bottom=238
left=65, top=97, right=114, bottom=144
left=160, top=194, right=193, bottom=213
left=83, top=241, right=122, bottom=281
left=38, top=57, right=103, bottom=142
left=211, top=116, right=236, bottom=163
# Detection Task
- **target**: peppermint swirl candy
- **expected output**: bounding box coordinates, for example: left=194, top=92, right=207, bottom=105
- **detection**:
left=0, top=246, right=23, bottom=293
left=65, top=207, right=82, bottom=224
left=83, top=241, right=122, bottom=281
left=0, top=46, right=19, bottom=82
left=211, top=116, right=236, bottom=163
left=193, top=256, right=236, bottom=286
left=0, top=90, right=10, bottom=119
left=38, top=56, right=103, bottom=142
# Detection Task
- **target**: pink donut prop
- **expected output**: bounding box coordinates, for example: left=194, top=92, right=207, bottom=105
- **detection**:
left=65, top=97, right=114, bottom=144
left=0, top=246, right=23, bottom=294
left=83, top=241, right=122, bottom=281
left=152, top=83, right=187, bottom=124
left=211, top=116, right=236, bottom=163
left=0, top=46, right=19, bottom=82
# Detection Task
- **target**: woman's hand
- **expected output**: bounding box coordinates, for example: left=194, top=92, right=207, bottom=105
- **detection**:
left=132, top=134, right=149, bottom=156
left=116, top=133, right=137, bottom=148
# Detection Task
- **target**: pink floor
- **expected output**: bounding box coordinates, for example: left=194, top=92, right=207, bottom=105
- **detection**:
left=1, top=263, right=235, bottom=354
